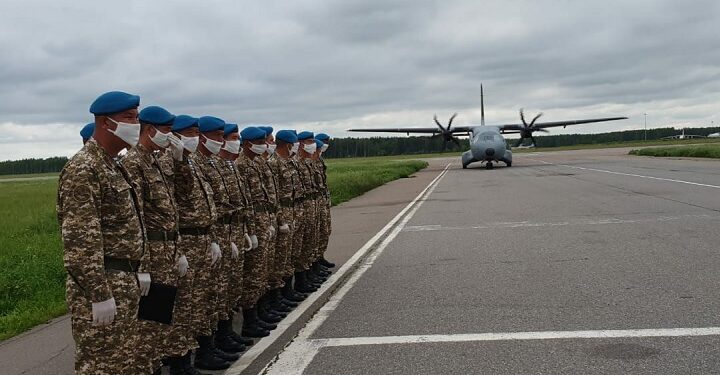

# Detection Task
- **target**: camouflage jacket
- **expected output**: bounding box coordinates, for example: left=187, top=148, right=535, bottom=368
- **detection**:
left=235, top=153, right=270, bottom=210
left=195, top=152, right=233, bottom=242
left=298, top=157, right=318, bottom=196
left=270, top=155, right=300, bottom=225
left=289, top=158, right=307, bottom=201
left=219, top=156, right=256, bottom=235
left=173, top=152, right=217, bottom=231
left=57, top=139, right=144, bottom=302
left=256, top=156, right=279, bottom=208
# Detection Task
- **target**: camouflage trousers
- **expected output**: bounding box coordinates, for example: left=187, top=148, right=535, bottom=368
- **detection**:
left=291, top=202, right=307, bottom=272
left=226, top=220, right=246, bottom=312
left=240, top=212, right=271, bottom=308
left=136, top=240, right=193, bottom=367
left=67, top=271, right=150, bottom=375
left=316, top=196, right=332, bottom=261
left=177, top=232, right=217, bottom=337
left=300, top=199, right=319, bottom=270
left=214, top=223, right=232, bottom=322
left=270, top=207, right=294, bottom=287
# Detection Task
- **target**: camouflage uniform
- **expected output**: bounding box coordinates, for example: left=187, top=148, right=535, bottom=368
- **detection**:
left=121, top=145, right=192, bottom=366
left=219, top=157, right=254, bottom=309
left=314, top=158, right=332, bottom=261
left=174, top=152, right=218, bottom=337
left=235, top=154, right=271, bottom=308
left=269, top=154, right=300, bottom=282
left=195, top=152, right=233, bottom=324
left=255, top=156, right=280, bottom=290
left=297, top=158, right=319, bottom=270
left=289, top=158, right=308, bottom=273
left=57, top=139, right=149, bottom=375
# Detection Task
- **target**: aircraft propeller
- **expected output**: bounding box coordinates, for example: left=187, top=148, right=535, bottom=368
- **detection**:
left=431, top=113, right=461, bottom=150
left=517, top=108, right=549, bottom=147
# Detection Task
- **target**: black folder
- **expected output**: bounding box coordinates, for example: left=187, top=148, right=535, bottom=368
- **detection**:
left=138, top=282, right=177, bottom=324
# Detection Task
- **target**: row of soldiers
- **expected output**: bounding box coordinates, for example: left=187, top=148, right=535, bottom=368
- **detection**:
left=58, top=91, right=335, bottom=374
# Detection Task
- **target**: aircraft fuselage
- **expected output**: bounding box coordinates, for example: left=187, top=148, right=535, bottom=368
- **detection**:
left=461, top=126, right=513, bottom=169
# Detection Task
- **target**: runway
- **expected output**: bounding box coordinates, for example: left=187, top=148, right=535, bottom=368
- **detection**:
left=264, top=148, right=720, bottom=374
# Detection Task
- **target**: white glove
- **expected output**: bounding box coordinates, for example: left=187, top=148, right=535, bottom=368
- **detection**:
left=137, top=272, right=151, bottom=296
left=279, top=223, right=290, bottom=234
left=268, top=225, right=276, bottom=239
left=210, top=242, right=222, bottom=266
left=250, top=234, right=258, bottom=249
left=231, top=242, right=240, bottom=259
left=176, top=255, right=188, bottom=277
left=168, top=134, right=184, bottom=161
left=92, top=297, right=117, bottom=326
left=244, top=233, right=252, bottom=250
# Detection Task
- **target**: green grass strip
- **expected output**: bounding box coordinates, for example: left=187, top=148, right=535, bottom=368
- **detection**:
left=629, top=144, right=720, bottom=158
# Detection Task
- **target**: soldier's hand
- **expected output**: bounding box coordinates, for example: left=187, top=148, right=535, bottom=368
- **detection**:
left=91, top=297, right=117, bottom=326
left=250, top=234, right=259, bottom=249
left=176, top=255, right=189, bottom=277
left=244, top=233, right=253, bottom=250
left=168, top=134, right=184, bottom=161
left=137, top=273, right=151, bottom=296
left=279, top=223, right=290, bottom=234
left=209, top=242, right=222, bottom=266
left=268, top=225, right=276, bottom=239
left=231, top=242, right=240, bottom=259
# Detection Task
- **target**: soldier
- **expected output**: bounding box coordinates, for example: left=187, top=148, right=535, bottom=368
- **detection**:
left=236, top=126, right=276, bottom=337
left=308, top=139, right=332, bottom=283
left=120, top=106, right=191, bottom=374
left=80, top=123, right=94, bottom=145
left=170, top=115, right=230, bottom=371
left=217, top=123, right=256, bottom=348
left=293, top=131, right=323, bottom=293
left=57, top=91, right=152, bottom=374
left=314, top=133, right=336, bottom=270
left=265, top=129, right=302, bottom=313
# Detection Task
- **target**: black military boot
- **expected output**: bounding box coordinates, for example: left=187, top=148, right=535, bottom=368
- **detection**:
left=270, top=289, right=293, bottom=312
left=258, top=295, right=286, bottom=322
left=283, top=277, right=305, bottom=302
left=216, top=319, right=246, bottom=353
left=227, top=311, right=256, bottom=346
left=241, top=306, right=270, bottom=338
left=295, top=271, right=317, bottom=293
left=210, top=332, right=240, bottom=361
left=320, top=257, right=336, bottom=268
left=180, top=351, right=202, bottom=375
left=194, top=336, right=231, bottom=370
left=166, top=355, right=184, bottom=375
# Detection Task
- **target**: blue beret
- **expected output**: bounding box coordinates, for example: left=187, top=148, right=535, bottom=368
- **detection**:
left=172, top=115, right=198, bottom=132
left=80, top=123, right=95, bottom=139
left=276, top=130, right=298, bottom=144
left=89, top=91, right=140, bottom=115
left=241, top=126, right=266, bottom=141
left=198, top=116, right=225, bottom=133
left=224, top=123, right=239, bottom=137
left=315, top=139, right=324, bottom=148
left=297, top=131, right=314, bottom=140
left=316, top=133, right=330, bottom=142
left=139, top=106, right=175, bottom=125
left=259, top=126, right=274, bottom=136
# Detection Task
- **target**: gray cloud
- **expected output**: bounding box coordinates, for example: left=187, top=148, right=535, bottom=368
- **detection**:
left=0, top=0, right=719, bottom=160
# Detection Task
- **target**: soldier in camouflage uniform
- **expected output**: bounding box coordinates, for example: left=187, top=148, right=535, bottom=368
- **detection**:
left=217, top=123, right=256, bottom=347
left=236, top=126, right=275, bottom=337
left=57, top=91, right=152, bottom=375
left=170, top=115, right=230, bottom=371
left=307, top=140, right=332, bottom=285
left=121, top=106, right=190, bottom=374
left=314, top=133, right=336, bottom=270
left=193, top=116, right=247, bottom=362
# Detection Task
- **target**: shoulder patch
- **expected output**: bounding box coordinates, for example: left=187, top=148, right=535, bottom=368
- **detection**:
left=73, top=185, right=93, bottom=203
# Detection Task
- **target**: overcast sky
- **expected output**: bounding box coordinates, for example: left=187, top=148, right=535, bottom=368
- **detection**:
left=1, top=0, right=718, bottom=160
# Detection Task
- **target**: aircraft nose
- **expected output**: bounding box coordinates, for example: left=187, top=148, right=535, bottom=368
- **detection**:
left=485, top=148, right=495, bottom=156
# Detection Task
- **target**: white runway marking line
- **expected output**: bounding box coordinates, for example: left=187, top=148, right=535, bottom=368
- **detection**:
left=533, top=159, right=720, bottom=189
left=262, top=164, right=453, bottom=375
left=403, top=213, right=720, bottom=232
left=312, top=327, right=720, bottom=348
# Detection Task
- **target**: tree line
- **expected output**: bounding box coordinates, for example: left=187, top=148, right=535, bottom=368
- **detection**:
left=0, top=157, right=69, bottom=176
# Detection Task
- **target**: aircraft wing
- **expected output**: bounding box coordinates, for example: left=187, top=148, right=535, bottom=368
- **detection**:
left=347, top=126, right=474, bottom=134
left=498, top=117, right=628, bottom=133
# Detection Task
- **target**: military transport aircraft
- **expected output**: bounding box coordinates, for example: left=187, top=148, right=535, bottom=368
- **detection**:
left=348, top=86, right=628, bottom=169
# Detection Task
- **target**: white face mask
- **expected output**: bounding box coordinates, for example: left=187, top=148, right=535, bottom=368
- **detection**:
left=290, top=142, right=300, bottom=155
left=267, top=144, right=277, bottom=155
left=149, top=127, right=170, bottom=148
left=203, top=137, right=223, bottom=155
left=321, top=143, right=329, bottom=152
left=180, top=135, right=199, bottom=153
left=303, top=143, right=317, bottom=154
left=107, top=118, right=140, bottom=147
left=250, top=143, right=268, bottom=155
left=222, top=139, right=240, bottom=154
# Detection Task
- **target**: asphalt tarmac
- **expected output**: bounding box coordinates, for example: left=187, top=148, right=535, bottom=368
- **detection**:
left=265, top=148, right=720, bottom=374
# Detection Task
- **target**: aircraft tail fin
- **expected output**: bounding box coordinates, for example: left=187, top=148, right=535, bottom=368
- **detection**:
left=480, top=84, right=485, bottom=127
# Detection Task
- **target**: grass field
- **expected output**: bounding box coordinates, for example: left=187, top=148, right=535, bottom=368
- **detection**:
left=629, top=144, right=720, bottom=159
left=0, top=157, right=427, bottom=340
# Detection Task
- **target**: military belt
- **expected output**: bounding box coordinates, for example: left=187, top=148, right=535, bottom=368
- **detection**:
left=218, top=214, right=233, bottom=225
left=253, top=203, right=278, bottom=213
left=104, top=257, right=140, bottom=272
left=146, top=230, right=178, bottom=242
left=179, top=226, right=209, bottom=236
